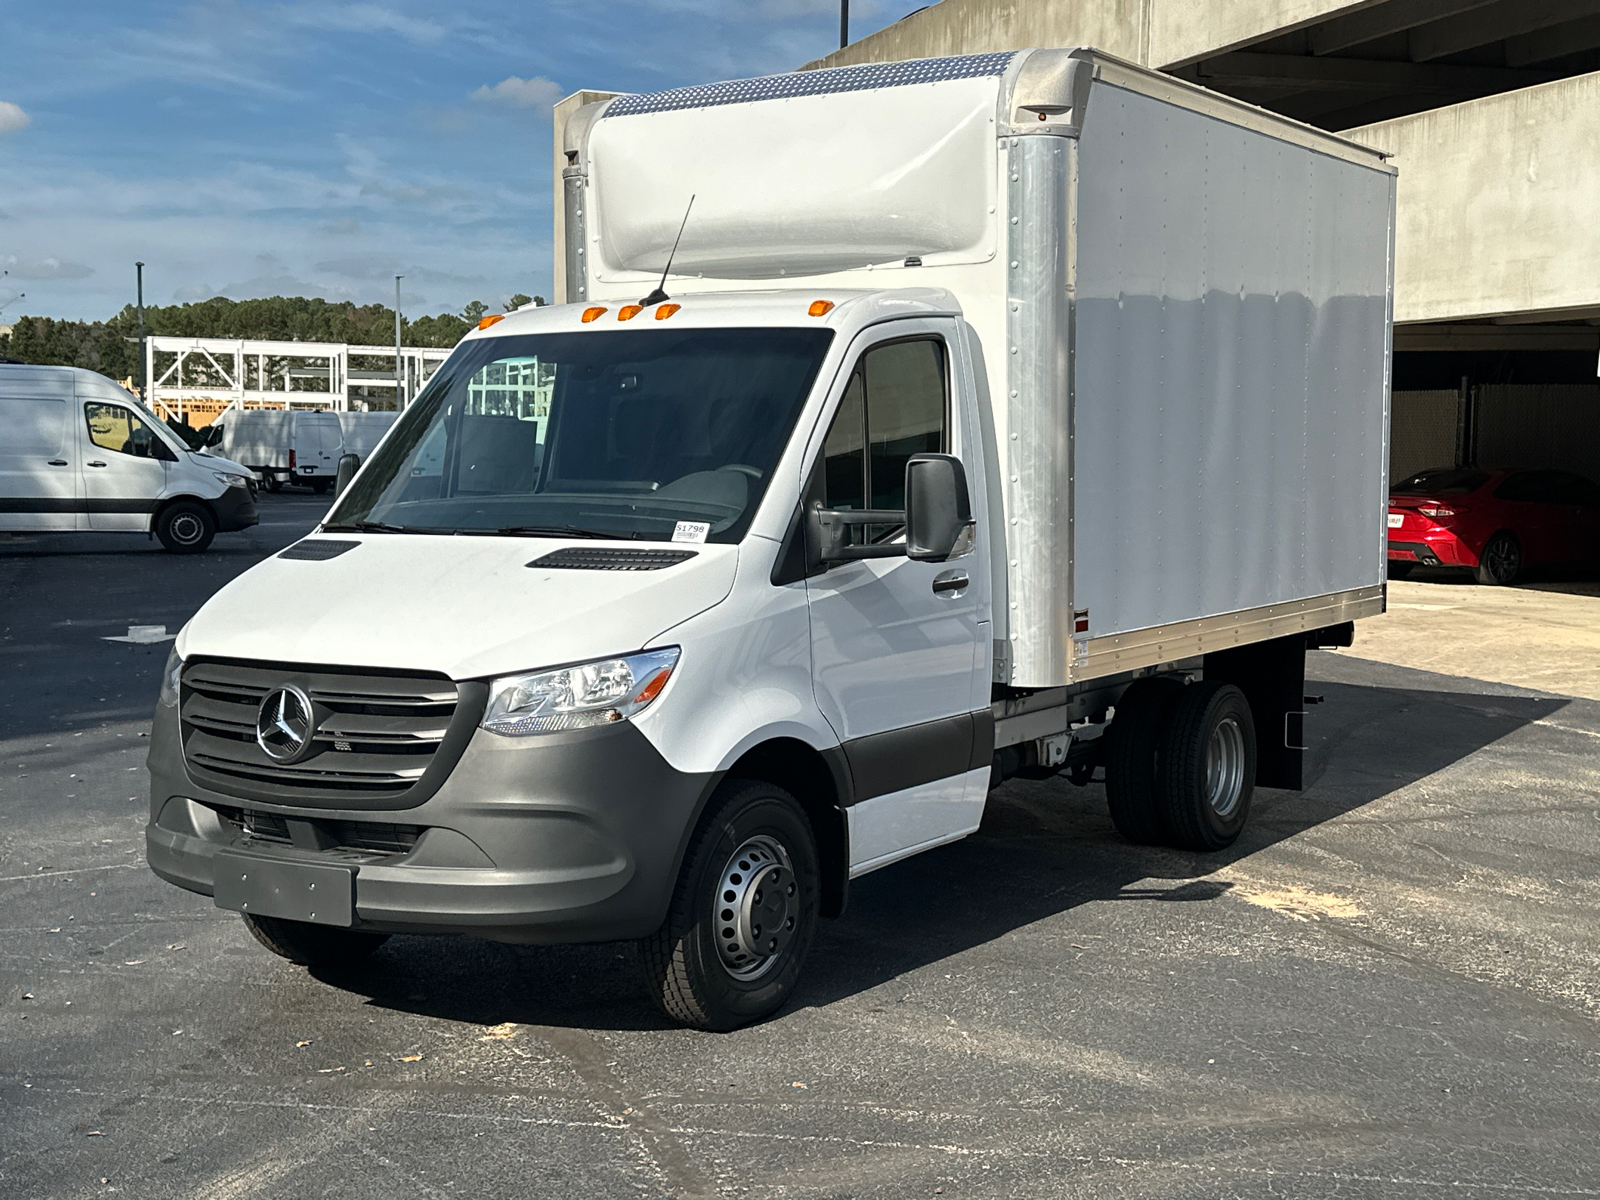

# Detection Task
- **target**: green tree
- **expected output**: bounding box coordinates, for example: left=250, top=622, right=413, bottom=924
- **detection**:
left=504, top=293, right=533, bottom=312
left=460, top=300, right=489, bottom=324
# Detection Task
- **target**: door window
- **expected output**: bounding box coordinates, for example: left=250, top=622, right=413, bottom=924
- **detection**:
left=85, top=403, right=160, bottom=458
left=821, top=338, right=947, bottom=513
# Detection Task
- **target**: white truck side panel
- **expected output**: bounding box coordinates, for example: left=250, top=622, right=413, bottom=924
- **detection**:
left=1071, top=82, right=1394, bottom=640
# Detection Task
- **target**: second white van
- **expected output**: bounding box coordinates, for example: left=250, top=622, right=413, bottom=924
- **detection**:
left=0, top=364, right=258, bottom=553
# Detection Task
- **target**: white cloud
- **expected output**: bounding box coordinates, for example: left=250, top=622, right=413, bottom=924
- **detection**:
left=472, top=76, right=562, bottom=110
left=0, top=101, right=31, bottom=135
left=2, top=255, right=93, bottom=280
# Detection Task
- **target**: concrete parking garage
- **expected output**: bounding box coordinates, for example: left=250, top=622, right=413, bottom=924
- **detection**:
left=2, top=495, right=1598, bottom=1198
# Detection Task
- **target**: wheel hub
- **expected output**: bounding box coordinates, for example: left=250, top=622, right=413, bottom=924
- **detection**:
left=714, top=836, right=797, bottom=980
left=1205, top=715, right=1246, bottom=819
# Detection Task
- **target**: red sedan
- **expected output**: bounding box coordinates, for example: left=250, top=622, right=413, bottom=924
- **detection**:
left=1387, top=467, right=1600, bottom=585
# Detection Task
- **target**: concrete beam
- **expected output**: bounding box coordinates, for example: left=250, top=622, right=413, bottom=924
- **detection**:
left=802, top=0, right=1386, bottom=73
left=1306, top=0, right=1497, bottom=55
left=1195, top=51, right=1556, bottom=92
left=1409, top=0, right=1595, bottom=61
left=1394, top=323, right=1600, bottom=351
left=1506, top=13, right=1600, bottom=67
left=1342, top=71, right=1600, bottom=324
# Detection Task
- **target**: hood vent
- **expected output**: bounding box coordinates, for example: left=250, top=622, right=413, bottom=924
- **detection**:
left=528, top=547, right=698, bottom=571
left=279, top=540, right=360, bottom=561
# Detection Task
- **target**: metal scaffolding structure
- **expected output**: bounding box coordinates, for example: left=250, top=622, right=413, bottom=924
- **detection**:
left=143, top=335, right=452, bottom=426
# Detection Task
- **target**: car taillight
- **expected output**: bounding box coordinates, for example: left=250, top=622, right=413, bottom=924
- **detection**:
left=290, top=449, right=297, bottom=469
left=1418, top=506, right=1454, bottom=518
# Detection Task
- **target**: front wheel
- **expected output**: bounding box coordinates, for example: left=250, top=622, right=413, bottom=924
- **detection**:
left=1158, top=681, right=1256, bottom=852
left=242, top=913, right=389, bottom=967
left=1475, top=532, right=1521, bottom=585
left=155, top=500, right=216, bottom=553
left=640, top=779, right=820, bottom=1031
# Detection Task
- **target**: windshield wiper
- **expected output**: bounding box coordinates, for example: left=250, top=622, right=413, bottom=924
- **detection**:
left=324, top=520, right=415, bottom=534
left=487, top=525, right=627, bottom=540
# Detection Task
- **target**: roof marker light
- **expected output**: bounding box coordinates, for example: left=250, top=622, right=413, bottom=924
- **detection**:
left=618, top=304, right=644, bottom=321
left=581, top=307, right=607, bottom=323
left=478, top=314, right=505, bottom=330
left=654, top=303, right=681, bottom=320
left=808, top=300, right=835, bottom=317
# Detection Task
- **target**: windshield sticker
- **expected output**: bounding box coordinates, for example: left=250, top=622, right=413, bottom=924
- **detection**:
left=672, top=520, right=711, bottom=544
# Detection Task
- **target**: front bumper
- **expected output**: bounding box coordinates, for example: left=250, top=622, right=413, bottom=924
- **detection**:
left=145, top=700, right=717, bottom=943
left=213, top=485, right=259, bottom=533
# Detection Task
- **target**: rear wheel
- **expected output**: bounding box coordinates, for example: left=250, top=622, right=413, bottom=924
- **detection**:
left=242, top=913, right=389, bottom=967
left=1104, top=677, right=1183, bottom=845
left=1158, top=681, right=1256, bottom=852
left=310, top=478, right=331, bottom=495
left=264, top=474, right=282, bottom=493
left=641, top=778, right=819, bottom=1031
left=1475, top=532, right=1520, bottom=585
left=155, top=500, right=215, bottom=553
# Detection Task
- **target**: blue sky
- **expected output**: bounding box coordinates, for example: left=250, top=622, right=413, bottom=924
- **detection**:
left=0, top=0, right=931, bottom=322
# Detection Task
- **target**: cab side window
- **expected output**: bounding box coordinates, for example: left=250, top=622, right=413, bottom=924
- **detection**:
left=820, top=338, right=947, bottom=512
left=85, top=403, right=157, bottom=458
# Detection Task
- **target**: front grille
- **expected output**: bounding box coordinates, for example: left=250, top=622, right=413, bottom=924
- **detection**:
left=208, top=804, right=422, bottom=857
left=180, top=659, right=477, bottom=809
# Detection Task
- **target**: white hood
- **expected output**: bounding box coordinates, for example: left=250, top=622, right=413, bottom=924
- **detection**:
left=179, top=535, right=739, bottom=679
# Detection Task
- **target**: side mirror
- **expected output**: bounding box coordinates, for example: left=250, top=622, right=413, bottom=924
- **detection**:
left=905, top=454, right=974, bottom=562
left=335, top=453, right=361, bottom=496
left=152, top=438, right=179, bottom=463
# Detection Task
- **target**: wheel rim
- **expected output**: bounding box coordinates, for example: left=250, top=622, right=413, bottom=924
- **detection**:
left=1204, top=716, right=1246, bottom=819
left=714, top=835, right=798, bottom=981
left=170, top=513, right=203, bottom=544
left=1485, top=539, right=1517, bottom=581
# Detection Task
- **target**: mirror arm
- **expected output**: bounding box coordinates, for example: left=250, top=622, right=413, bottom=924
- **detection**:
left=806, top=503, right=909, bottom=566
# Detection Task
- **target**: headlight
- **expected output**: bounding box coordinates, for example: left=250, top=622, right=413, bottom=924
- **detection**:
left=158, top=645, right=183, bottom=707
left=213, top=471, right=250, bottom=489
left=482, top=648, right=679, bottom=737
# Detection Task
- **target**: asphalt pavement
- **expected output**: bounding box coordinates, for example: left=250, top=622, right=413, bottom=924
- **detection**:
left=2, top=493, right=1598, bottom=1199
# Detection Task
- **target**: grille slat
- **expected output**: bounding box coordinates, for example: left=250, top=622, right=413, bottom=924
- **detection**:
left=180, top=659, right=463, bottom=807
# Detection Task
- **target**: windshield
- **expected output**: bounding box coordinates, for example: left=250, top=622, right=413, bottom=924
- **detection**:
left=327, top=327, right=832, bottom=542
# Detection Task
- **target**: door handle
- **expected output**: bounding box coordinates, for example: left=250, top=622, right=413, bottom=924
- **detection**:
left=87, top=460, right=108, bottom=468
left=932, top=570, right=969, bottom=595
left=47, top=459, right=68, bottom=466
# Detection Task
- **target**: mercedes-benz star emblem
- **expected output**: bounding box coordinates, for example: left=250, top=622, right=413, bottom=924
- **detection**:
left=256, top=685, right=317, bottom=763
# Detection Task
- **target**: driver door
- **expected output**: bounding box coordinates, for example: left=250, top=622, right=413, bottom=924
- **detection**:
left=82, top=401, right=170, bottom=530
left=803, top=320, right=991, bottom=876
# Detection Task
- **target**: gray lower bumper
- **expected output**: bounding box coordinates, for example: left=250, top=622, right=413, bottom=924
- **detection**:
left=145, top=702, right=719, bottom=943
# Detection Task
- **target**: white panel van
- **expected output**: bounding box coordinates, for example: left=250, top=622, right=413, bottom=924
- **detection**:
left=0, top=364, right=258, bottom=552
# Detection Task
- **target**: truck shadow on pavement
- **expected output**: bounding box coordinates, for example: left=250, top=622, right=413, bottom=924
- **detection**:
left=317, top=675, right=1568, bottom=1031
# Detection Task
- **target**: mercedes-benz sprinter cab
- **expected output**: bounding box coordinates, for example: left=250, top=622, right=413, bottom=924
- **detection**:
left=0, top=364, right=258, bottom=552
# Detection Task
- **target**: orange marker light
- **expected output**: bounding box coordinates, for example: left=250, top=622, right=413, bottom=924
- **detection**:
left=478, top=314, right=505, bottom=330
left=581, top=306, right=607, bottom=323
left=807, top=300, right=835, bottom=317
left=618, top=304, right=644, bottom=321
left=630, top=666, right=673, bottom=707
left=654, top=303, right=681, bottom=320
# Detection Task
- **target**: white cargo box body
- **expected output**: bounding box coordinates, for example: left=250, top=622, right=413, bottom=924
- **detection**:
left=565, top=49, right=1395, bottom=688
left=218, top=411, right=296, bottom=472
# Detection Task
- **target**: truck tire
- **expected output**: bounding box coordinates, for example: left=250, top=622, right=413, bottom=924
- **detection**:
left=1104, top=677, right=1183, bottom=845
left=241, top=913, right=389, bottom=967
left=264, top=474, right=282, bottom=493
left=1158, top=681, right=1256, bottom=852
left=1475, top=532, right=1520, bottom=586
left=155, top=500, right=216, bottom=554
left=310, top=477, right=331, bottom=495
left=641, top=778, right=820, bottom=1031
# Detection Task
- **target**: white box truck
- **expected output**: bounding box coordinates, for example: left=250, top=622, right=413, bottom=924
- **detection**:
left=146, top=49, right=1394, bottom=1029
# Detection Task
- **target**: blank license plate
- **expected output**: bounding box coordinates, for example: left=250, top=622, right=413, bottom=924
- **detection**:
left=1387, top=513, right=1404, bottom=528
left=212, top=850, right=355, bottom=926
